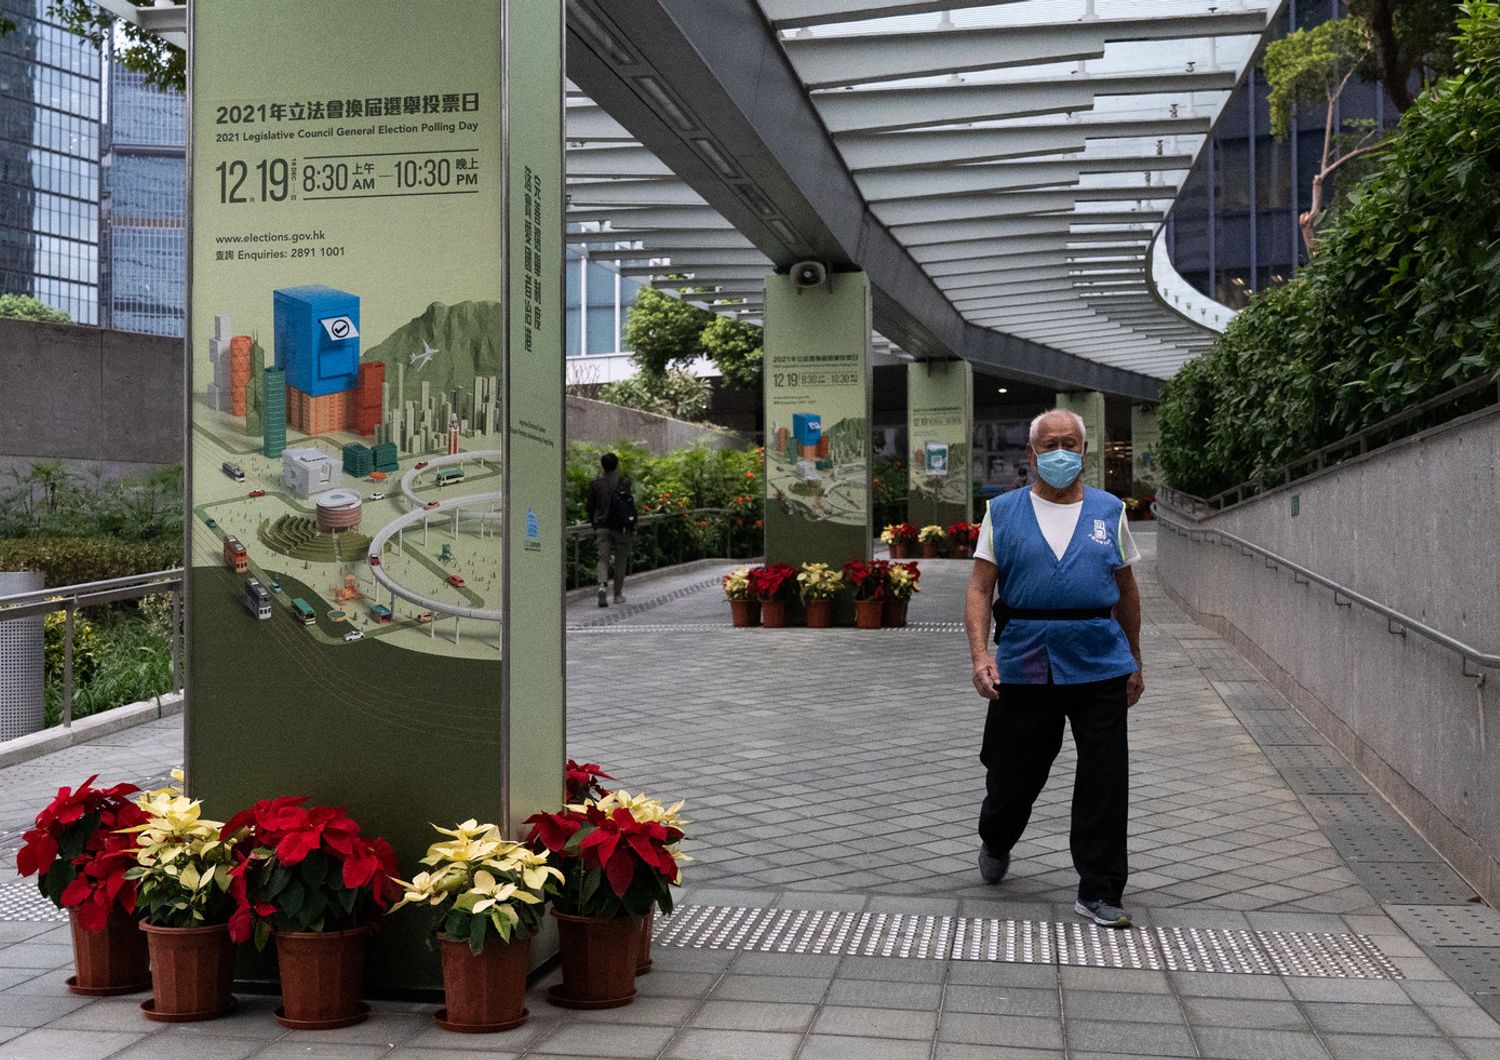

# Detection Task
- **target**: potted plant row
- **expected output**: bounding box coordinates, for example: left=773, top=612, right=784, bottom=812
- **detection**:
left=879, top=522, right=918, bottom=559
left=796, top=563, right=844, bottom=627
left=918, top=524, right=946, bottom=558
left=946, top=521, right=980, bottom=558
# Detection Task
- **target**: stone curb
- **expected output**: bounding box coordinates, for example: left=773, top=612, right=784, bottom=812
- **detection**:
left=564, top=555, right=759, bottom=606
left=0, top=692, right=184, bottom=769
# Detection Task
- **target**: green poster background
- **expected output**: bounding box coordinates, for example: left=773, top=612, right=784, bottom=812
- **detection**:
left=763, top=273, right=872, bottom=594
left=1056, top=390, right=1107, bottom=490
left=906, top=360, right=973, bottom=530
left=187, top=0, right=561, bottom=988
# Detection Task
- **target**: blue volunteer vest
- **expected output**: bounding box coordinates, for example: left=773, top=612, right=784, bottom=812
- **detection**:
left=988, top=486, right=1136, bottom=685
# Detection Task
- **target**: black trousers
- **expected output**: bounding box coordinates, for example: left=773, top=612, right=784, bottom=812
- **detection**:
left=977, top=675, right=1129, bottom=903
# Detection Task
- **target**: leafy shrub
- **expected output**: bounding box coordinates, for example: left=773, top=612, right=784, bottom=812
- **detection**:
left=1158, top=1, right=1500, bottom=497
left=0, top=536, right=181, bottom=587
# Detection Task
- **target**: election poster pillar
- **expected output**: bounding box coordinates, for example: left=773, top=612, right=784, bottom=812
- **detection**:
left=906, top=360, right=973, bottom=531
left=185, top=0, right=563, bottom=987
left=763, top=273, right=872, bottom=620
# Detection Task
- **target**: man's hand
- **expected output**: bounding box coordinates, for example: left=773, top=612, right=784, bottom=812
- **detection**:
left=972, top=658, right=1001, bottom=700
left=1126, top=667, right=1145, bottom=708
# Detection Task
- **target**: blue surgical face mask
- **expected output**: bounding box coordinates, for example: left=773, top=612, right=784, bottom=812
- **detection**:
left=1034, top=448, right=1083, bottom=489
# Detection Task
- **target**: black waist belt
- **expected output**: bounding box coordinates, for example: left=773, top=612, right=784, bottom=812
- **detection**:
left=992, top=601, right=1113, bottom=644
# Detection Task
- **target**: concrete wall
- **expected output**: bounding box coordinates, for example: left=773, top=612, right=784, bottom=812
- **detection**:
left=1156, top=407, right=1500, bottom=904
left=566, top=395, right=745, bottom=454
left=0, top=319, right=183, bottom=476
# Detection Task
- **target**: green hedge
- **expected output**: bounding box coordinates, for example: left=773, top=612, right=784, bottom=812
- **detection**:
left=1159, top=2, right=1500, bottom=498
left=0, top=536, right=182, bottom=588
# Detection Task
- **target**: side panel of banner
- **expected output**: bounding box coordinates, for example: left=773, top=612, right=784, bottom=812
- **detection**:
left=906, top=360, right=973, bottom=531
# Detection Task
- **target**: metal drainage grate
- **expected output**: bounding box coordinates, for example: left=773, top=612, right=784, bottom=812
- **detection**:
left=653, top=906, right=1402, bottom=979
left=0, top=881, right=66, bottom=923
left=1387, top=905, right=1500, bottom=947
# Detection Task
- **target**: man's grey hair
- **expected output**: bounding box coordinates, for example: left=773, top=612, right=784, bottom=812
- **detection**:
left=1029, top=408, right=1087, bottom=447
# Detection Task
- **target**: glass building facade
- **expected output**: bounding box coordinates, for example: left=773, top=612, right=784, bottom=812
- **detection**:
left=0, top=0, right=101, bottom=323
left=565, top=245, right=645, bottom=358
left=101, top=61, right=186, bottom=336
left=1167, top=0, right=1397, bottom=309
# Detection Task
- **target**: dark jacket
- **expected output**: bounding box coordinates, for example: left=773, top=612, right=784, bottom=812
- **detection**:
left=587, top=472, right=626, bottom=529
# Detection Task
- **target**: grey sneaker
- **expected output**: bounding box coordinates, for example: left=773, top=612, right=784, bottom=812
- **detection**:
left=1075, top=898, right=1131, bottom=928
left=597, top=588, right=608, bottom=608
left=977, top=843, right=1009, bottom=884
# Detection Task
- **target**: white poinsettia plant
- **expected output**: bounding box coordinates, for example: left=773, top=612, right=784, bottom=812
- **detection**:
left=121, top=774, right=239, bottom=928
left=391, top=820, right=563, bottom=954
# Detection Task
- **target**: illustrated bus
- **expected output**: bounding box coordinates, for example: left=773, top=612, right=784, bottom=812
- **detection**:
left=370, top=604, right=392, bottom=624
left=221, top=462, right=245, bottom=482
left=243, top=578, right=271, bottom=620
left=434, top=467, right=465, bottom=487
left=222, top=536, right=248, bottom=573
left=290, top=598, right=316, bottom=625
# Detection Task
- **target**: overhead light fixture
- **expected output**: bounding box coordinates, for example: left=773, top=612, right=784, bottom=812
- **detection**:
left=635, top=76, right=694, bottom=132
left=997, top=387, right=1009, bottom=394
left=568, top=4, right=634, bottom=66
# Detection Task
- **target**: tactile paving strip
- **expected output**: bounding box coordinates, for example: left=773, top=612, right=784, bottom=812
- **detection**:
left=1387, top=905, right=1500, bottom=947
left=1329, top=823, right=1444, bottom=863
left=0, top=881, right=66, bottom=923
left=653, top=905, right=1402, bottom=978
left=1352, top=863, right=1481, bottom=905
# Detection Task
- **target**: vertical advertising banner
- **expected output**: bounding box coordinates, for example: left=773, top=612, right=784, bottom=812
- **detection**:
left=906, top=360, right=973, bottom=530
left=187, top=1, right=562, bottom=987
left=763, top=273, right=872, bottom=576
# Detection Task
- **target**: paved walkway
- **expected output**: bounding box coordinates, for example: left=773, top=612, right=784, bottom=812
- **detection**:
left=3, top=530, right=1500, bottom=1058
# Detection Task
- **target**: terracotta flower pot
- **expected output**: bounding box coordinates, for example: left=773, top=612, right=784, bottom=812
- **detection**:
left=760, top=600, right=788, bottom=628
left=854, top=598, right=883, bottom=630
left=637, top=908, right=654, bottom=975
left=68, top=907, right=150, bottom=996
left=922, top=540, right=941, bottom=558
left=139, top=921, right=235, bottom=1022
left=889, top=542, right=908, bottom=559
left=273, top=924, right=374, bottom=1029
left=729, top=599, right=760, bottom=627
left=882, top=598, right=909, bottom=628
left=955, top=544, right=972, bottom=559
left=435, top=933, right=531, bottom=1033
left=548, top=909, right=637, bottom=1009
left=803, top=599, right=832, bottom=628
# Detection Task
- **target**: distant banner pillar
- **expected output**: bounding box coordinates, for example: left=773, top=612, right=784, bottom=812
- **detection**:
left=186, top=0, right=563, bottom=990
left=1056, top=390, right=1107, bottom=490
left=763, top=272, right=872, bottom=574
left=907, top=360, right=973, bottom=529
left=1130, top=403, right=1161, bottom=493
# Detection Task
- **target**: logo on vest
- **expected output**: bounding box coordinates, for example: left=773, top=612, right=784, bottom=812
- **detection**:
left=1090, top=518, right=1109, bottom=544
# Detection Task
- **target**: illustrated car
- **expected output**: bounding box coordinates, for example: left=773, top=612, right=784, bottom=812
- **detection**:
left=343, top=629, right=364, bottom=642
left=368, top=492, right=385, bottom=501
left=270, top=579, right=282, bottom=593
left=447, top=574, right=465, bottom=588
left=204, top=518, right=217, bottom=529
left=416, top=611, right=435, bottom=623
left=369, top=554, right=381, bottom=566
left=424, top=500, right=440, bottom=510
left=248, top=489, right=266, bottom=498
left=415, top=461, right=429, bottom=470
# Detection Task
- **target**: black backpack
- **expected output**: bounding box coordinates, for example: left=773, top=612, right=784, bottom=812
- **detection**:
left=605, top=475, right=637, bottom=531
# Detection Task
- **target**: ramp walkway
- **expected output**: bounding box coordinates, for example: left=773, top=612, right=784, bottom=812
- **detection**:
left=0, top=530, right=1498, bottom=1058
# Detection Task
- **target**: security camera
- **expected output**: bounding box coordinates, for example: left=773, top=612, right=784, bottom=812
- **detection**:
left=790, top=261, right=827, bottom=288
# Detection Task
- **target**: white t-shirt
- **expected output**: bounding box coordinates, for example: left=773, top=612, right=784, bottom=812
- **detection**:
left=973, top=492, right=1140, bottom=567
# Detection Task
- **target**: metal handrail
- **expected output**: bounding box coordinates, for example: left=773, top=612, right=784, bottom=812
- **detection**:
left=1155, top=502, right=1499, bottom=682
left=1195, top=370, right=1500, bottom=511
left=0, top=568, right=185, bottom=730
left=563, top=506, right=734, bottom=537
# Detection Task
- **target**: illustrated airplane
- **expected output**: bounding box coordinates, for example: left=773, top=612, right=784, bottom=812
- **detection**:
left=408, top=340, right=439, bottom=369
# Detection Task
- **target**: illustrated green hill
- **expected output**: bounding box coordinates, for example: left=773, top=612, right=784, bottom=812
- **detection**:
left=360, top=301, right=503, bottom=404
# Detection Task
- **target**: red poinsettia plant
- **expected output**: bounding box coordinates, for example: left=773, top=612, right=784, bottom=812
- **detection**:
left=566, top=760, right=614, bottom=803
left=945, top=521, right=980, bottom=546
left=748, top=563, right=798, bottom=602
left=842, top=558, right=891, bottom=601
left=15, top=775, right=149, bottom=930
left=220, top=796, right=400, bottom=949
left=526, top=790, right=686, bottom=920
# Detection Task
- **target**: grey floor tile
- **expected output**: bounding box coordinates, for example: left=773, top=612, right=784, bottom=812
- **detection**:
left=934, top=1047, right=1065, bottom=1060
left=245, top=1045, right=391, bottom=1059
left=1286, top=978, right=1414, bottom=1004
left=0, top=994, right=90, bottom=1028
left=800, top=1035, right=932, bottom=1060
left=633, top=969, right=720, bottom=999
left=1169, top=970, right=1295, bottom=1000
left=937, top=1012, right=1063, bottom=1050
left=942, top=984, right=1058, bottom=1018
left=1181, top=995, right=1309, bottom=1030
left=1303, top=1001, right=1440, bottom=1036
left=1456, top=1040, right=1500, bottom=1060
left=662, top=1027, right=802, bottom=1060
left=1064, top=1018, right=1196, bottom=1056
left=0, top=1027, right=146, bottom=1060
left=1059, top=967, right=1173, bottom=994
left=812, top=1005, right=938, bottom=1041
left=1194, top=1026, right=1333, bottom=1060
left=537, top=1021, right=677, bottom=1058
left=108, top=1034, right=264, bottom=1060
left=1429, top=1006, right=1500, bottom=1038
left=1062, top=989, right=1186, bottom=1024
left=710, top=974, right=828, bottom=1004
left=824, top=978, right=941, bottom=1009
left=689, top=999, right=816, bottom=1033
left=1320, top=1033, right=1466, bottom=1060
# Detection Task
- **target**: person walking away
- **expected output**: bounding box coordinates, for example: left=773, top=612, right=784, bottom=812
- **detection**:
left=962, top=409, right=1146, bottom=928
left=587, top=453, right=636, bottom=607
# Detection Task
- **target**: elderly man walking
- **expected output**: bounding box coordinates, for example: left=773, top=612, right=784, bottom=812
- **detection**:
left=963, top=408, right=1145, bottom=927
